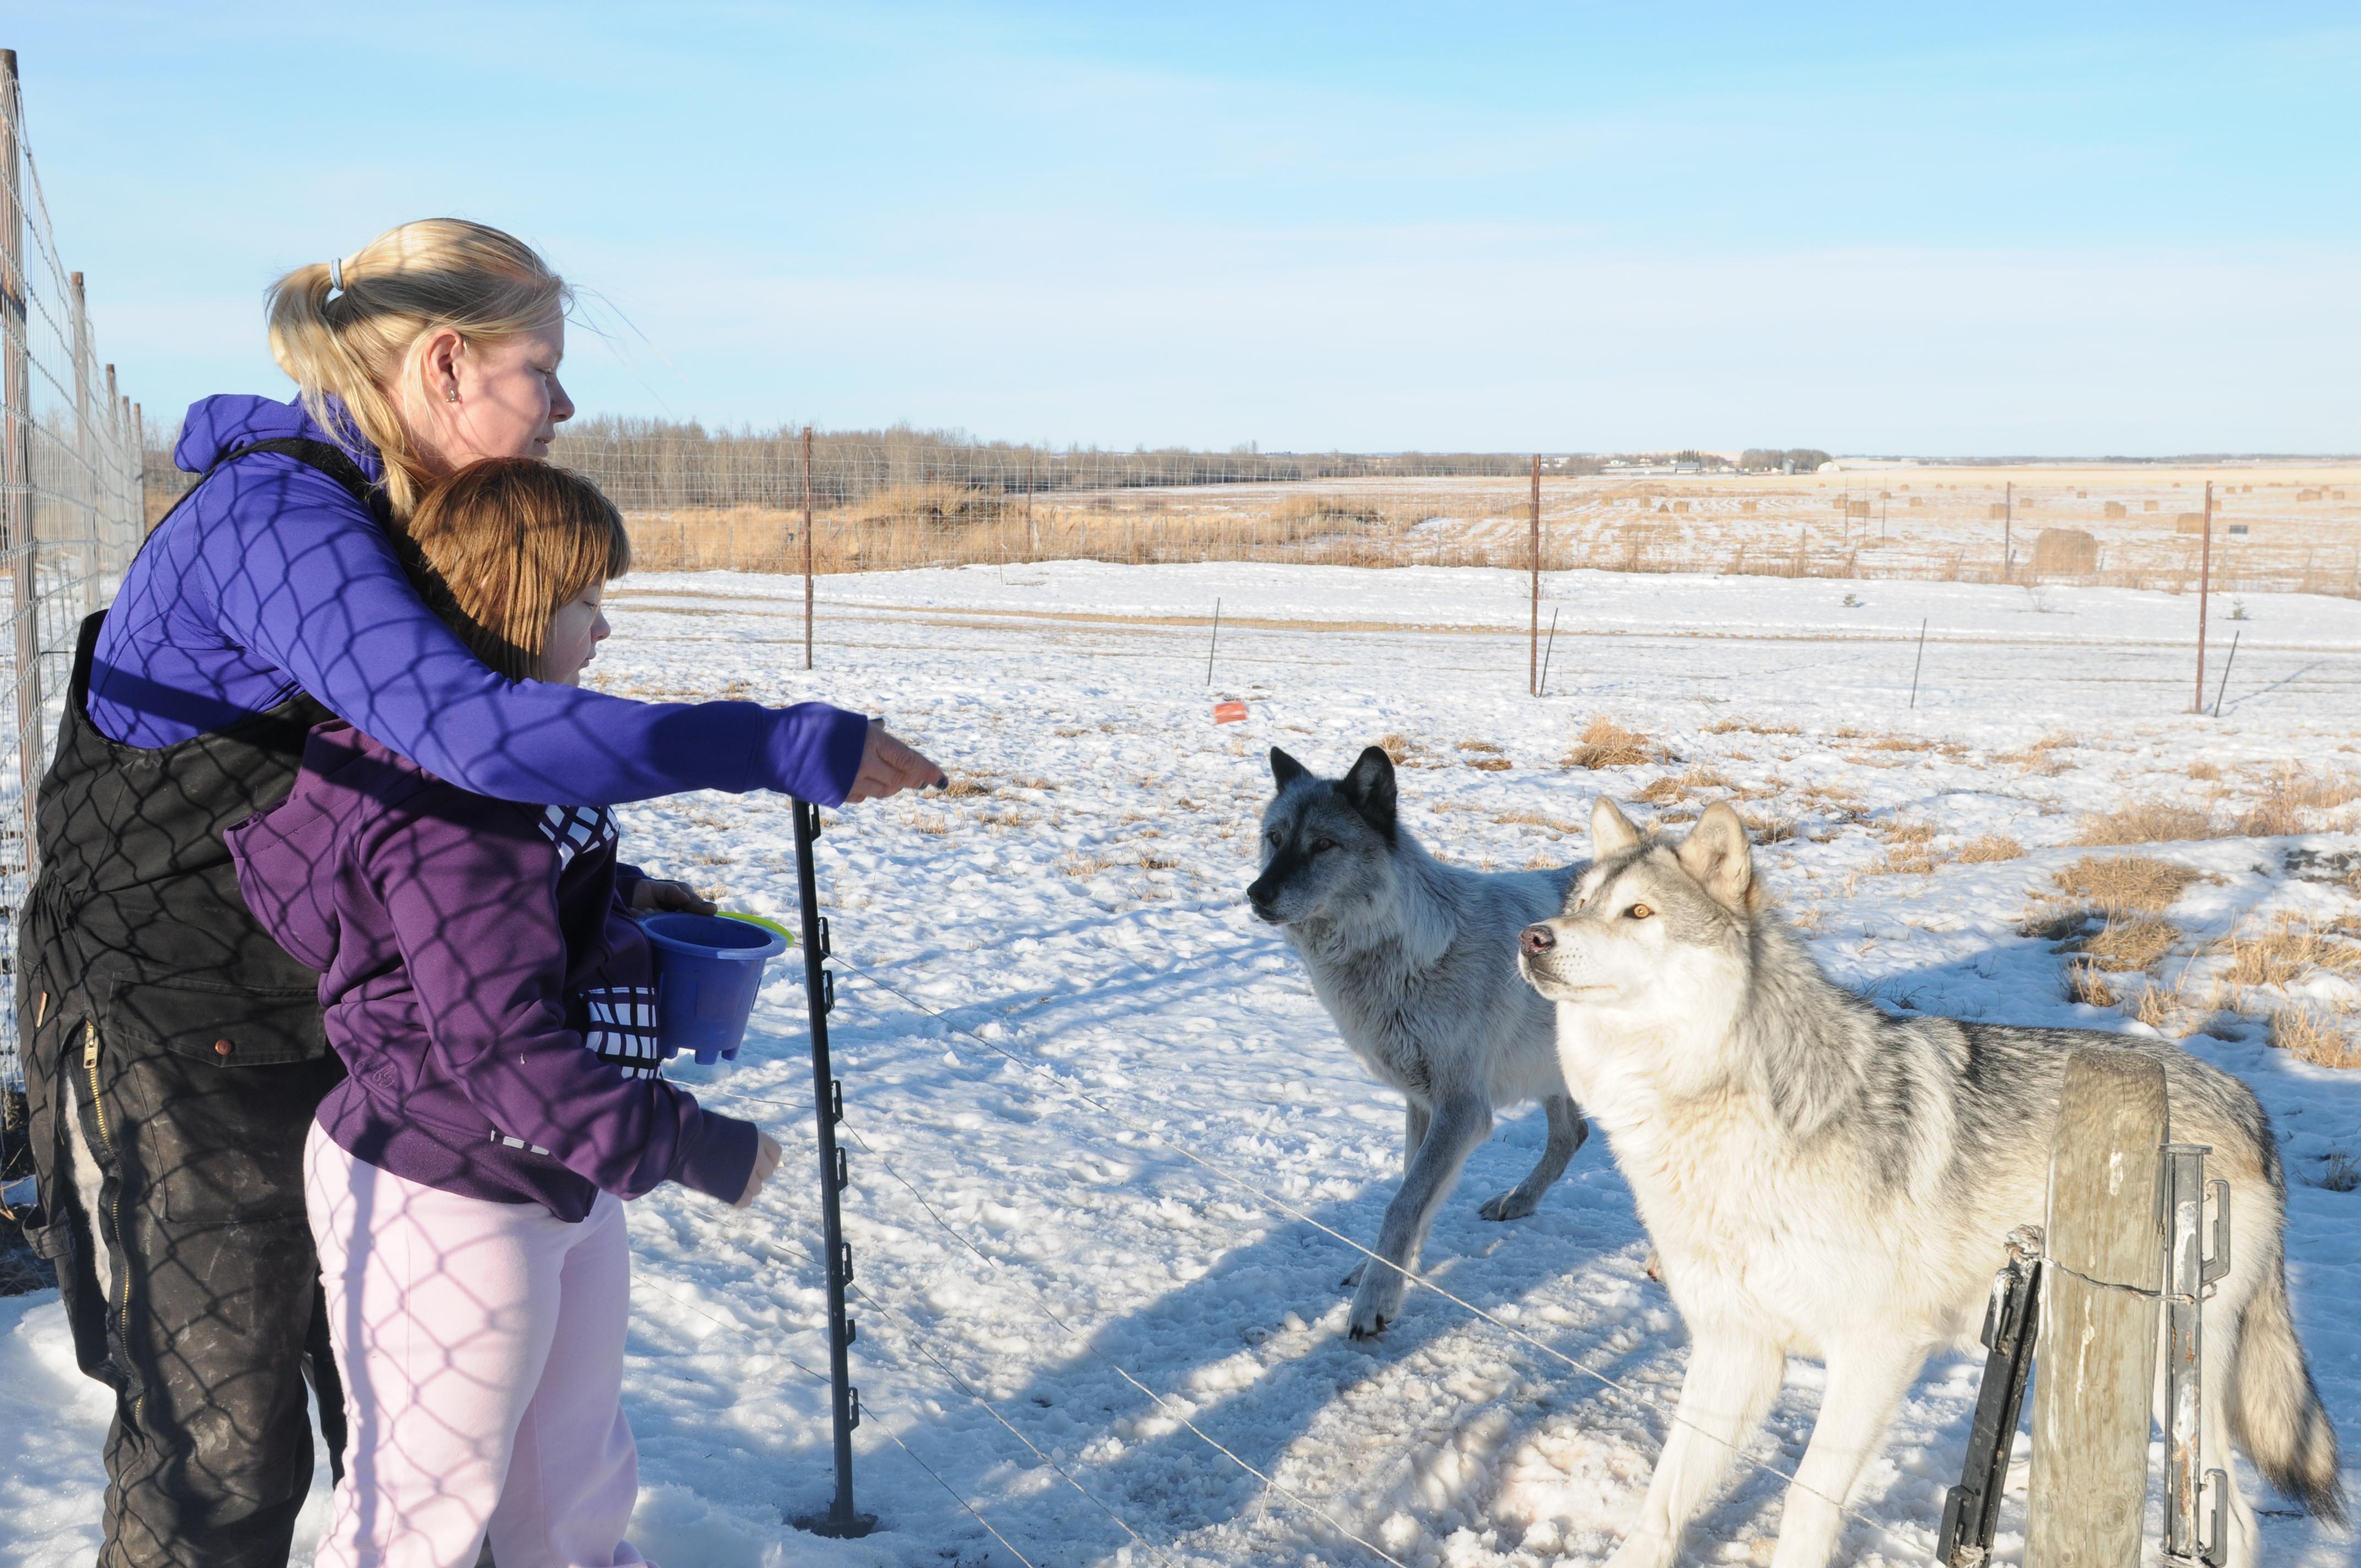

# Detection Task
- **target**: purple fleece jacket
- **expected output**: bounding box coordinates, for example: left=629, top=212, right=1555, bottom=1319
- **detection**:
left=227, top=721, right=759, bottom=1219
left=92, top=393, right=869, bottom=808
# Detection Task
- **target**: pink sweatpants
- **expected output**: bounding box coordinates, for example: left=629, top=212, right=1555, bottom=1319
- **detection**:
left=304, top=1124, right=654, bottom=1568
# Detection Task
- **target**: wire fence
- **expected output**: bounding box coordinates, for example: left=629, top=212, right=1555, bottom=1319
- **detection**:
left=521, top=421, right=2361, bottom=595
left=0, top=48, right=148, bottom=1238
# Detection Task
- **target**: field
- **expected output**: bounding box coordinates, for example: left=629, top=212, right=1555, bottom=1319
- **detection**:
left=608, top=461, right=2361, bottom=596
left=4, top=563, right=2359, bottom=1566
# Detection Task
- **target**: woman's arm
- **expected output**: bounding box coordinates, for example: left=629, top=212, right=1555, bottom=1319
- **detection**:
left=209, top=456, right=872, bottom=806
left=366, top=791, right=758, bottom=1202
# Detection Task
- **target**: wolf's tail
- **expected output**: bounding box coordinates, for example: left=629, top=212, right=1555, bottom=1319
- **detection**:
left=2230, top=1251, right=2347, bottom=1524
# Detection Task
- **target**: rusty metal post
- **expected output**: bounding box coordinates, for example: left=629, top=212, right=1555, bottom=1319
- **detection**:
left=2, top=50, right=42, bottom=881
left=801, top=424, right=814, bottom=672
left=2193, top=482, right=2212, bottom=713
left=1528, top=453, right=1541, bottom=695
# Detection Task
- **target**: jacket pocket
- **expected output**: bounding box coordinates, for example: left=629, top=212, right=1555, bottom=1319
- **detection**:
left=98, top=986, right=336, bottom=1227
left=103, top=974, right=327, bottom=1068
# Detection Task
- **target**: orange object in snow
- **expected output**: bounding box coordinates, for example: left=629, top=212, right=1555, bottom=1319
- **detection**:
left=1212, top=701, right=1248, bottom=725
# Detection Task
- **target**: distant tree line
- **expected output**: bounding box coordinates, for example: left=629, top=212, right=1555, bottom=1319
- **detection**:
left=143, top=411, right=1647, bottom=518
left=1738, top=448, right=1832, bottom=472
left=541, top=418, right=1617, bottom=511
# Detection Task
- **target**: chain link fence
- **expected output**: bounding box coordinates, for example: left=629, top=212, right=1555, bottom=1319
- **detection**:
left=1, top=48, right=148, bottom=1249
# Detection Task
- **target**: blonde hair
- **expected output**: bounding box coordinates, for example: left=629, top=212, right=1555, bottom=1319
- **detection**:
left=400, top=459, right=630, bottom=682
left=266, top=219, right=569, bottom=516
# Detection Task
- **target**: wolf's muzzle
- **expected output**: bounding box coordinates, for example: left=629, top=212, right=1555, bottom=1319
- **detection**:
left=1519, top=922, right=1557, bottom=956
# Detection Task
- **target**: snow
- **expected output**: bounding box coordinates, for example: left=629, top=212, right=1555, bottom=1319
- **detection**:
left=6, top=564, right=2358, bottom=1567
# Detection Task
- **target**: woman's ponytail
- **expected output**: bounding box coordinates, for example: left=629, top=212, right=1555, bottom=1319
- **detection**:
left=264, top=221, right=569, bottom=518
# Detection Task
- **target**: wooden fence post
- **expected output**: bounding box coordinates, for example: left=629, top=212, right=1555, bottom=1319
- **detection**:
left=801, top=424, right=814, bottom=672
left=2193, top=482, right=2211, bottom=713
left=2026, top=1047, right=2168, bottom=1568
left=1528, top=453, right=1540, bottom=696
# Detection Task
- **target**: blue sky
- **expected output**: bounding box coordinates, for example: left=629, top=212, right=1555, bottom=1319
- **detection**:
left=19, top=3, right=2360, bottom=453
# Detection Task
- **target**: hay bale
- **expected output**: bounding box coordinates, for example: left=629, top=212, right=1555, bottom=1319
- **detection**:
left=1847, top=500, right=1870, bottom=518
left=1987, top=503, right=2009, bottom=520
left=1909, top=496, right=1923, bottom=507
left=1740, top=500, right=1758, bottom=514
left=2173, top=513, right=2207, bottom=533
left=2142, top=499, right=2159, bottom=511
left=2103, top=500, right=2127, bottom=519
left=2033, top=528, right=2100, bottom=574
left=2298, top=489, right=2320, bottom=502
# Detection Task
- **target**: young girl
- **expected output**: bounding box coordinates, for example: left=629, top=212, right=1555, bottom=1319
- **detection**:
left=229, top=458, right=780, bottom=1568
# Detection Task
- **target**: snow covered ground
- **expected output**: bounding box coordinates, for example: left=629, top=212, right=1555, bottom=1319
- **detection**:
left=6, top=563, right=2359, bottom=1567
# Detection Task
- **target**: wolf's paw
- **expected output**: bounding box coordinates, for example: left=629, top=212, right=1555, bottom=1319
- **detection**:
left=1340, top=1262, right=1366, bottom=1289
left=1603, top=1533, right=1677, bottom=1568
left=1478, top=1188, right=1539, bottom=1222
left=1348, top=1269, right=1407, bottom=1339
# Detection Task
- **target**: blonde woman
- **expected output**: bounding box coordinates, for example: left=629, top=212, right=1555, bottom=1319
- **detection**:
left=15, top=219, right=938, bottom=1568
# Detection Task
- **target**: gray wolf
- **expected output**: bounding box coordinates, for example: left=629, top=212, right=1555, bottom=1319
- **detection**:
left=1246, top=745, right=1590, bottom=1338
left=1516, top=798, right=2343, bottom=1568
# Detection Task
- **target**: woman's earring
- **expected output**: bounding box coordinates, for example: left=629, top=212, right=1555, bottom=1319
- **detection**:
left=445, top=386, right=460, bottom=404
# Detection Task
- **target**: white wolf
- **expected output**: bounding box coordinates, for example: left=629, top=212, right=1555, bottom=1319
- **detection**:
left=1247, top=745, right=1590, bottom=1338
left=1517, top=798, right=2342, bottom=1568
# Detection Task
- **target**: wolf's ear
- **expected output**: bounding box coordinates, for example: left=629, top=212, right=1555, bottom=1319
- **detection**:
left=1677, top=802, right=1756, bottom=912
left=1590, top=797, right=1642, bottom=858
left=1340, top=745, right=1397, bottom=837
left=1270, top=748, right=1308, bottom=789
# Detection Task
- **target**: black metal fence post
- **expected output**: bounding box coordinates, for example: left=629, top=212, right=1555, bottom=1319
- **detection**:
left=790, top=798, right=876, bottom=1538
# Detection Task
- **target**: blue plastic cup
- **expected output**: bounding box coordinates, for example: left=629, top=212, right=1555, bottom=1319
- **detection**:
left=639, top=912, right=791, bottom=1065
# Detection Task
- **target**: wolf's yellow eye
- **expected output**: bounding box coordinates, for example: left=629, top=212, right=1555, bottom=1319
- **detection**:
left=1627, top=903, right=1655, bottom=920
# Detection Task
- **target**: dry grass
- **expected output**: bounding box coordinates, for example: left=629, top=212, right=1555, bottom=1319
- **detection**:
left=2218, top=917, right=2361, bottom=988
left=1377, top=732, right=1444, bottom=769
left=2079, top=914, right=2182, bottom=973
left=1704, top=717, right=1799, bottom=736
left=1459, top=738, right=1514, bottom=771
left=1457, top=739, right=1505, bottom=753
left=2066, top=960, right=2120, bottom=1008
left=1863, top=734, right=1936, bottom=753
left=1879, top=819, right=1938, bottom=846
left=2053, top=854, right=2207, bottom=913
left=2233, top=764, right=2361, bottom=837
left=2271, top=1006, right=2361, bottom=1070
left=1738, top=809, right=1799, bottom=845
left=2188, top=760, right=2222, bottom=782
left=941, top=774, right=996, bottom=798
left=1563, top=717, right=1659, bottom=770
left=1957, top=834, right=2025, bottom=863
left=1496, top=808, right=1584, bottom=834
left=2069, top=799, right=2221, bottom=846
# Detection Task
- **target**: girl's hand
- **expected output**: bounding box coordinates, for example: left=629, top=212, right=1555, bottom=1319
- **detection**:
left=845, top=722, right=946, bottom=803
left=629, top=878, right=716, bottom=916
left=733, top=1132, right=783, bottom=1208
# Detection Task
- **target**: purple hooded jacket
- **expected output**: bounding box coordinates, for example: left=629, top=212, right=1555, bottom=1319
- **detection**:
left=227, top=721, right=759, bottom=1219
left=93, top=393, right=868, bottom=807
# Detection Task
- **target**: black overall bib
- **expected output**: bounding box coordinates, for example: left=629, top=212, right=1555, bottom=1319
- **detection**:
left=14, top=439, right=367, bottom=1568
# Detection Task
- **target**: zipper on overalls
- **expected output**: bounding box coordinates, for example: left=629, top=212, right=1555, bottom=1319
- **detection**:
left=84, top=1020, right=144, bottom=1424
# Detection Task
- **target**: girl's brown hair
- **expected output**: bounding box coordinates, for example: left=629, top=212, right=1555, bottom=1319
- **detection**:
left=401, top=459, right=630, bottom=682
left=266, top=219, right=570, bottom=517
